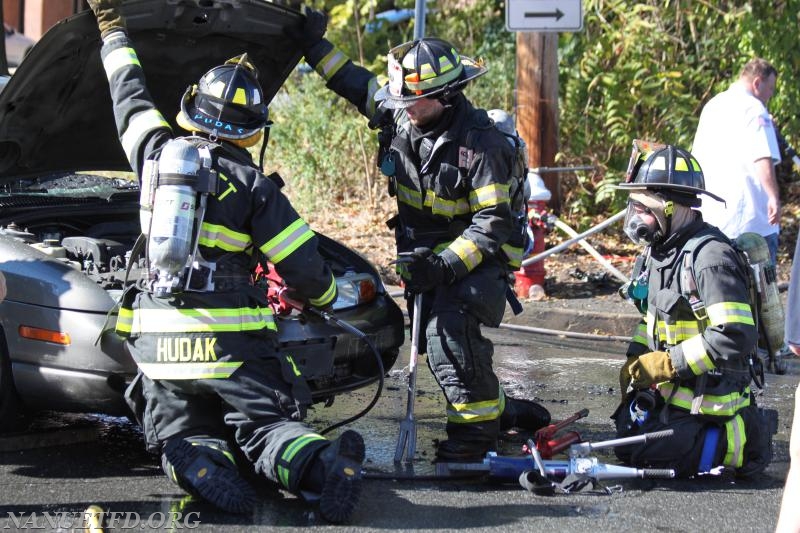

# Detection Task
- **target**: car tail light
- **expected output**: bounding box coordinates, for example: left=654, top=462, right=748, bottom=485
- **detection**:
left=333, top=272, right=378, bottom=311
left=19, top=325, right=71, bottom=345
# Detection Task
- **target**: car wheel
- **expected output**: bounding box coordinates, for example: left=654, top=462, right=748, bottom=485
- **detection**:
left=0, top=328, right=25, bottom=431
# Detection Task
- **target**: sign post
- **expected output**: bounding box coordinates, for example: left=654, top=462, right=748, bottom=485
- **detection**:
left=507, top=0, right=582, bottom=212
left=506, top=0, right=583, bottom=32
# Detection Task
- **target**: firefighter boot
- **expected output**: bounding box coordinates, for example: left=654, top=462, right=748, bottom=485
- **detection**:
left=500, top=397, right=552, bottom=432
left=304, top=430, right=365, bottom=524
left=162, top=437, right=257, bottom=514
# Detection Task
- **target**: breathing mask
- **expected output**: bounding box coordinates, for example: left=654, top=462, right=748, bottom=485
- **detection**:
left=623, top=191, right=670, bottom=245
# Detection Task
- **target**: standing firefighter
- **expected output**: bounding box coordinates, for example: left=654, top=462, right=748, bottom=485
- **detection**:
left=286, top=11, right=550, bottom=461
left=87, top=1, right=364, bottom=523
left=613, top=141, right=775, bottom=477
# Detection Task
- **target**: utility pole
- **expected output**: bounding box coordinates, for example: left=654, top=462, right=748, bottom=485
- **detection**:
left=515, top=31, right=561, bottom=212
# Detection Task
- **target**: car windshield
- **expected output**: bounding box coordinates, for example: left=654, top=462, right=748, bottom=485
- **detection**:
left=1, top=172, right=138, bottom=199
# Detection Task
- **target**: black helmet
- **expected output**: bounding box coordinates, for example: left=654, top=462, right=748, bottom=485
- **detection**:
left=374, top=38, right=487, bottom=109
left=616, top=141, right=724, bottom=205
left=179, top=54, right=269, bottom=140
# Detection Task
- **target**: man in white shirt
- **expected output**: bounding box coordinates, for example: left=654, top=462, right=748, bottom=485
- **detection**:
left=692, top=58, right=780, bottom=264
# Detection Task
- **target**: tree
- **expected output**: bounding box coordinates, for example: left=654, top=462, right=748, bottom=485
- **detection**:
left=268, top=0, right=800, bottom=224
left=558, top=0, right=800, bottom=215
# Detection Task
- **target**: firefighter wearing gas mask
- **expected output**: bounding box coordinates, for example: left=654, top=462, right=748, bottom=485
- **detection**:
left=88, top=0, right=364, bottom=523
left=612, top=141, right=774, bottom=478
left=286, top=11, right=552, bottom=462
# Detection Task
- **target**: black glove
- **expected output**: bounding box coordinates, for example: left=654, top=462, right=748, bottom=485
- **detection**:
left=87, top=0, right=126, bottom=38
left=405, top=248, right=454, bottom=294
left=284, top=6, right=328, bottom=54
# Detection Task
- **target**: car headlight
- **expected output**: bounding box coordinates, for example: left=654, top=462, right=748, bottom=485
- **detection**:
left=332, top=272, right=378, bottom=311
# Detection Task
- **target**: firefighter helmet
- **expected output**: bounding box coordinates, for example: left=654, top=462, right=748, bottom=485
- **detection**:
left=616, top=141, right=724, bottom=205
left=374, top=38, right=487, bottom=109
left=178, top=54, right=269, bottom=140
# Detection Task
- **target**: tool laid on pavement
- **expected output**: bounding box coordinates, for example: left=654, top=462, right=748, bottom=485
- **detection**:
left=394, top=291, right=422, bottom=463
left=533, top=408, right=589, bottom=459
left=437, top=429, right=676, bottom=493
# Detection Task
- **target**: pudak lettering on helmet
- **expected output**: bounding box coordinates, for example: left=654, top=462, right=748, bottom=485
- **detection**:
left=191, top=113, right=249, bottom=136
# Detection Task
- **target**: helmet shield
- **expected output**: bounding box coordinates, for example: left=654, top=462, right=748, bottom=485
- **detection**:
left=374, top=38, right=487, bottom=109
left=180, top=54, right=269, bottom=140
left=616, top=139, right=725, bottom=205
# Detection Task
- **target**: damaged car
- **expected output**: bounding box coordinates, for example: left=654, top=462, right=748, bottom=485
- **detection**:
left=0, top=0, right=404, bottom=428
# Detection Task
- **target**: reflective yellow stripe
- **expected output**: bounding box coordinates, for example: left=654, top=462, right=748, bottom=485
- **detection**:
left=115, top=307, right=275, bottom=334
left=198, top=222, right=251, bottom=251
left=682, top=334, right=716, bottom=375
left=216, top=172, right=238, bottom=201
left=657, top=383, right=751, bottom=418
left=706, top=302, right=755, bottom=326
left=121, top=109, right=171, bottom=163
left=103, top=46, right=140, bottom=79
left=447, top=397, right=501, bottom=423
left=309, top=272, right=337, bottom=307
left=137, top=361, right=242, bottom=380
left=502, top=243, right=523, bottom=269
left=396, top=183, right=423, bottom=209
left=447, top=236, right=482, bottom=272
left=656, top=319, right=702, bottom=344
left=723, top=414, right=746, bottom=468
left=285, top=355, right=302, bottom=377
left=278, top=433, right=326, bottom=489
left=430, top=194, right=470, bottom=217
left=116, top=308, right=133, bottom=334
left=469, top=183, right=509, bottom=211
left=632, top=322, right=648, bottom=346
left=260, top=218, right=315, bottom=264
left=423, top=190, right=435, bottom=209
left=405, top=63, right=463, bottom=91
left=315, top=47, right=348, bottom=80
left=366, top=76, right=383, bottom=117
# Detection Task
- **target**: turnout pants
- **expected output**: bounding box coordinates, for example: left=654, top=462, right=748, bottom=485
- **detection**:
left=125, top=333, right=328, bottom=493
left=410, top=263, right=509, bottom=445
left=613, top=395, right=773, bottom=478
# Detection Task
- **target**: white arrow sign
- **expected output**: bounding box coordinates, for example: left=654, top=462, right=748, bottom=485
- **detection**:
left=506, top=0, right=583, bottom=32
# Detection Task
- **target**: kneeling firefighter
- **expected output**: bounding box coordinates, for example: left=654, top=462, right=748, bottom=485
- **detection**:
left=613, top=141, right=775, bottom=478
left=88, top=0, right=364, bottom=522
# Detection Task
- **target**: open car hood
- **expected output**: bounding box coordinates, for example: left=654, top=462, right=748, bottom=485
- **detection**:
left=0, top=0, right=303, bottom=179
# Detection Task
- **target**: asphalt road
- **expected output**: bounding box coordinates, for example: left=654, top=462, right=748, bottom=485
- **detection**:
left=0, top=323, right=795, bottom=532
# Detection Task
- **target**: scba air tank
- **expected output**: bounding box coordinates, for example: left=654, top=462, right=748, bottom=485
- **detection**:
left=734, top=232, right=785, bottom=353
left=148, top=139, right=201, bottom=297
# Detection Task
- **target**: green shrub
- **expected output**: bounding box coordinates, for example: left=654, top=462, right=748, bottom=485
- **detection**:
left=269, top=0, right=800, bottom=222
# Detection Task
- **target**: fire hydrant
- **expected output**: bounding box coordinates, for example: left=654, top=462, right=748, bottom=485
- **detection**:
left=514, top=171, right=552, bottom=300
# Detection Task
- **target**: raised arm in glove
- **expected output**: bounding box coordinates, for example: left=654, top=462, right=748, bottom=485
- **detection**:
left=87, top=0, right=126, bottom=38
left=284, top=6, right=328, bottom=55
